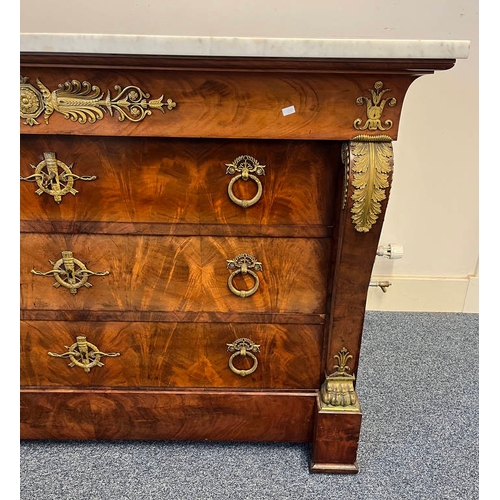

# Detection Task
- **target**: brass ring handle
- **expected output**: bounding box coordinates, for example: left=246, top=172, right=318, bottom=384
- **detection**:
left=226, top=253, right=263, bottom=298
left=228, top=351, right=258, bottom=377
left=227, top=268, right=260, bottom=298
left=225, top=155, right=266, bottom=209
left=227, top=338, right=260, bottom=377
left=227, top=173, right=263, bottom=208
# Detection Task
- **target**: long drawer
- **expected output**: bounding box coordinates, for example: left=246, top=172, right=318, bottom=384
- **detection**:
left=21, top=234, right=331, bottom=314
left=21, top=321, right=323, bottom=389
left=21, top=136, right=337, bottom=230
left=20, top=388, right=316, bottom=442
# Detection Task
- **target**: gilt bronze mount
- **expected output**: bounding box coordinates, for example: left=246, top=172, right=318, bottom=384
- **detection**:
left=20, top=151, right=96, bottom=203
left=226, top=338, right=260, bottom=377
left=20, top=75, right=176, bottom=126
left=48, top=336, right=120, bottom=373
left=225, top=155, right=266, bottom=208
left=31, top=251, right=109, bottom=295
left=226, top=253, right=263, bottom=298
left=320, top=347, right=360, bottom=412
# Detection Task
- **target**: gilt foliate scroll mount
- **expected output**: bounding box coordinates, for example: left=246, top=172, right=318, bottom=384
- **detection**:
left=353, top=81, right=397, bottom=132
left=20, top=151, right=96, bottom=203
left=20, top=75, right=176, bottom=126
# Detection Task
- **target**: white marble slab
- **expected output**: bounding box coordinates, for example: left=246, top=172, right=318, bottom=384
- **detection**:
left=20, top=33, right=470, bottom=60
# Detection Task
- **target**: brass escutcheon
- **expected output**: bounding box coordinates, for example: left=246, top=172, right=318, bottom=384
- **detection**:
left=31, top=251, right=109, bottom=295
left=226, top=253, right=262, bottom=298
left=48, top=336, right=120, bottom=373
left=225, top=155, right=265, bottom=208
left=226, top=338, right=260, bottom=377
left=20, top=152, right=96, bottom=203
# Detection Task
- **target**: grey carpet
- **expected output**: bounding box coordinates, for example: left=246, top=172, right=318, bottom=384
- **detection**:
left=20, top=312, right=479, bottom=500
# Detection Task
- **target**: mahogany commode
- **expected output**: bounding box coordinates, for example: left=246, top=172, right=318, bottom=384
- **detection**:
left=19, top=35, right=469, bottom=473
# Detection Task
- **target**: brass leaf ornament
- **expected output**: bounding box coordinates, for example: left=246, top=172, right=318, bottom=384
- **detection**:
left=20, top=76, right=176, bottom=126
left=348, top=136, right=394, bottom=233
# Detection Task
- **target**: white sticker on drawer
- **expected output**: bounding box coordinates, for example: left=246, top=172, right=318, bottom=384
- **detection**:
left=282, top=105, right=296, bottom=116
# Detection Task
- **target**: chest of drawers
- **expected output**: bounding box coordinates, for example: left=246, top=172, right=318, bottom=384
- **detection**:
left=20, top=39, right=467, bottom=472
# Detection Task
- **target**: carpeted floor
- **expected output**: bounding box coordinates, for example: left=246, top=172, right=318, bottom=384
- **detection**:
left=20, top=312, right=479, bottom=500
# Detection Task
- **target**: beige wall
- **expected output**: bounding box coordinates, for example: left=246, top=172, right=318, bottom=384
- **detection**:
left=20, top=0, right=479, bottom=312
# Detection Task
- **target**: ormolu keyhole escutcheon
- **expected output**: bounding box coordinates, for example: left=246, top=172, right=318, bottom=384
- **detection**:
left=225, top=155, right=265, bottom=208
left=20, top=151, right=96, bottom=203
left=48, top=336, right=120, bottom=373
left=31, top=251, right=109, bottom=295
left=226, top=253, right=262, bottom=298
left=226, top=338, right=260, bottom=377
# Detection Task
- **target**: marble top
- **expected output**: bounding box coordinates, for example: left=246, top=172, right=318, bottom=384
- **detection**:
left=20, top=34, right=470, bottom=60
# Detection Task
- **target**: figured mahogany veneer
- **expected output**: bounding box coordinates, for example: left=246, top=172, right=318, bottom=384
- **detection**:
left=21, top=321, right=323, bottom=389
left=20, top=62, right=417, bottom=140
left=20, top=389, right=316, bottom=442
left=21, top=136, right=337, bottom=229
left=21, top=234, right=330, bottom=314
left=20, top=51, right=459, bottom=473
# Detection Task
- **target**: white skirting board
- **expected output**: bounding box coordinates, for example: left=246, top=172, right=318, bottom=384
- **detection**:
left=366, top=275, right=479, bottom=313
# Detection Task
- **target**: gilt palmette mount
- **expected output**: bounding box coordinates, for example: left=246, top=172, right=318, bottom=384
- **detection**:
left=320, top=347, right=360, bottom=411
left=353, top=81, right=397, bottom=131
left=20, top=76, right=176, bottom=126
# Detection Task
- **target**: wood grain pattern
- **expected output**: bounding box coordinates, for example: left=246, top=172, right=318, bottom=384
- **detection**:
left=310, top=397, right=362, bottom=473
left=21, top=321, right=323, bottom=389
left=20, top=53, right=457, bottom=73
left=19, top=52, right=455, bottom=467
left=20, top=234, right=331, bottom=314
left=323, top=144, right=393, bottom=378
left=21, top=221, right=332, bottom=238
left=21, top=310, right=326, bottom=324
left=20, top=388, right=316, bottom=442
left=21, top=136, right=337, bottom=229
left=20, top=63, right=418, bottom=140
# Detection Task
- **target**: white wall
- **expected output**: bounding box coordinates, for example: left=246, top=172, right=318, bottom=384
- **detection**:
left=20, top=0, right=479, bottom=312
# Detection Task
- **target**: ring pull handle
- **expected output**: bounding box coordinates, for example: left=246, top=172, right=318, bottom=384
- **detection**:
left=31, top=250, right=110, bottom=295
left=226, top=338, right=260, bottom=377
left=20, top=152, right=96, bottom=203
left=226, top=253, right=262, bottom=298
left=225, top=155, right=266, bottom=208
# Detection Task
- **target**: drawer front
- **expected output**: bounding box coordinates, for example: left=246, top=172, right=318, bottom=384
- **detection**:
left=21, top=234, right=330, bottom=314
left=21, top=321, right=323, bottom=389
left=20, top=64, right=408, bottom=140
left=21, top=136, right=336, bottom=228
left=21, top=388, right=316, bottom=441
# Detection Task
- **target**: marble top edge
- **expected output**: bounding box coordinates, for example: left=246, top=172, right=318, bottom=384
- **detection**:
left=20, top=33, right=470, bottom=59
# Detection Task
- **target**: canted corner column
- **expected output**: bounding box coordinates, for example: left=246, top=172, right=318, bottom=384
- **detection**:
left=311, top=135, right=394, bottom=473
